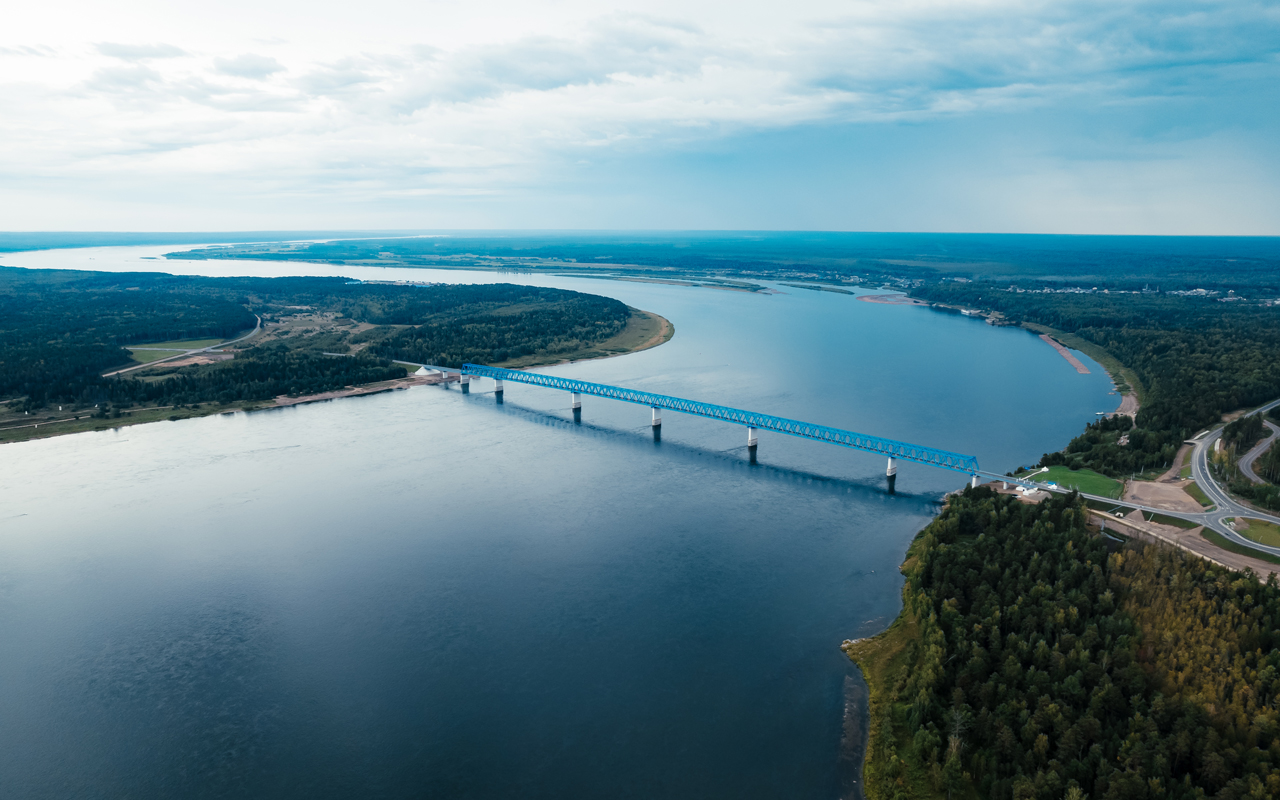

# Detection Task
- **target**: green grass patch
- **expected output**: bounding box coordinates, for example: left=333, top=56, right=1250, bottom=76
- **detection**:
left=1148, top=512, right=1200, bottom=530
left=132, top=337, right=226, bottom=350
left=1235, top=518, right=1280, bottom=548
left=1184, top=481, right=1214, bottom=508
left=1020, top=466, right=1123, bottom=498
left=126, top=348, right=193, bottom=364
left=1020, top=322, right=1146, bottom=402
left=1180, top=464, right=1192, bottom=479
left=1201, top=528, right=1280, bottom=566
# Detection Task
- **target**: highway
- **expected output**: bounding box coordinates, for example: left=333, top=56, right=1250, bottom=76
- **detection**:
left=1239, top=419, right=1280, bottom=484
left=994, top=396, right=1280, bottom=561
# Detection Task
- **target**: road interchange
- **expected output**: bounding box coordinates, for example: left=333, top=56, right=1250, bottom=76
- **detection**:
left=998, top=396, right=1280, bottom=562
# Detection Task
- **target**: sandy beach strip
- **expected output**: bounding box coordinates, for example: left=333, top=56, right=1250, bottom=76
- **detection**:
left=855, top=294, right=929, bottom=306
left=1038, top=334, right=1090, bottom=374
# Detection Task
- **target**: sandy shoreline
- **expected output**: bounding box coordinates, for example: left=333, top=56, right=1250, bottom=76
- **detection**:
left=855, top=294, right=929, bottom=306
left=1037, top=334, right=1091, bottom=374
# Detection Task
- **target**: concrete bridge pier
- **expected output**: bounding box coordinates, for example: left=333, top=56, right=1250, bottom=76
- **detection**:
left=571, top=392, right=582, bottom=410
left=886, top=457, right=897, bottom=494
left=494, top=379, right=503, bottom=395
left=652, top=407, right=662, bottom=427
left=460, top=375, right=470, bottom=394
left=970, top=475, right=978, bottom=489
left=747, top=426, right=759, bottom=463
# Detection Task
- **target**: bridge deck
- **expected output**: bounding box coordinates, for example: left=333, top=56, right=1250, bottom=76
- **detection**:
left=461, top=364, right=979, bottom=474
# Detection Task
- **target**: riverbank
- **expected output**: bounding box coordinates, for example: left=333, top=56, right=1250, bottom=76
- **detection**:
left=0, top=307, right=674, bottom=446
left=843, top=488, right=1280, bottom=799
left=1018, top=322, right=1145, bottom=414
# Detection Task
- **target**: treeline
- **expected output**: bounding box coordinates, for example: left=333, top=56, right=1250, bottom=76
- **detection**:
left=97, top=345, right=406, bottom=407
left=914, top=284, right=1280, bottom=476
left=359, top=288, right=629, bottom=367
left=0, top=267, right=632, bottom=409
left=1223, top=414, right=1268, bottom=453
left=855, top=488, right=1279, bottom=800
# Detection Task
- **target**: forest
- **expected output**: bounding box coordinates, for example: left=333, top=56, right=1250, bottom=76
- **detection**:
left=849, top=488, right=1279, bottom=800
left=913, top=284, right=1280, bottom=478
left=0, top=266, right=631, bottom=412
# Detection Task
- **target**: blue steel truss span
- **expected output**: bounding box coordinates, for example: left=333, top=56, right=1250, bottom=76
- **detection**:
left=461, top=364, right=979, bottom=475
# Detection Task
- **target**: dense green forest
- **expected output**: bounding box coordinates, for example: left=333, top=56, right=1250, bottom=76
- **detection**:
left=913, top=284, right=1280, bottom=477
left=0, top=267, right=632, bottom=412
left=850, top=488, right=1279, bottom=800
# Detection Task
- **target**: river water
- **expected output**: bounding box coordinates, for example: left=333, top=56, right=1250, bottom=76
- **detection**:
left=0, top=246, right=1114, bottom=798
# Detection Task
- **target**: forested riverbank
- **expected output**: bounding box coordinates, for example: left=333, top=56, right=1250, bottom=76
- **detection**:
left=912, top=284, right=1280, bottom=480
left=847, top=488, right=1280, bottom=800
left=0, top=266, right=668, bottom=444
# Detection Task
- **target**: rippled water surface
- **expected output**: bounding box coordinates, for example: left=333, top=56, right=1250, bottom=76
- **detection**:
left=0, top=247, right=1116, bottom=798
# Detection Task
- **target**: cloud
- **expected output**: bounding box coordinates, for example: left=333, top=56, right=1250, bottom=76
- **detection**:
left=214, top=54, right=286, bottom=79
left=96, top=42, right=187, bottom=61
left=0, top=45, right=56, bottom=57
left=1, top=1, right=1278, bottom=231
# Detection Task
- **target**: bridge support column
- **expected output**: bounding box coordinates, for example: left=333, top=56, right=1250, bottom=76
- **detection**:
left=460, top=375, right=470, bottom=393
left=571, top=392, right=582, bottom=410
left=970, top=475, right=978, bottom=489
left=652, top=407, right=661, bottom=427
left=494, top=379, right=503, bottom=395
left=886, top=457, right=897, bottom=494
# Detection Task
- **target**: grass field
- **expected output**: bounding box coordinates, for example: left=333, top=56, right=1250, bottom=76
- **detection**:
left=1235, top=518, right=1280, bottom=548
left=1202, top=528, right=1280, bottom=566
left=1185, top=481, right=1214, bottom=507
left=1148, top=512, right=1201, bottom=530
left=127, top=338, right=226, bottom=364
left=1020, top=466, right=1123, bottom=498
left=1180, top=464, right=1192, bottom=479
left=133, top=337, right=226, bottom=350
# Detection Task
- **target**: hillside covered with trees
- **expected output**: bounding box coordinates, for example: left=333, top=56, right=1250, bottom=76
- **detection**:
left=848, top=488, right=1279, bottom=800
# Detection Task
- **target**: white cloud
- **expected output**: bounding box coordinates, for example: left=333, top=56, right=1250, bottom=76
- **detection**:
left=96, top=42, right=188, bottom=60
left=0, top=0, right=1276, bottom=231
left=214, top=53, right=286, bottom=79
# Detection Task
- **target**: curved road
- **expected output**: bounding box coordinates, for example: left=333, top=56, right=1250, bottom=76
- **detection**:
left=1240, top=419, right=1280, bottom=484
left=103, top=316, right=262, bottom=377
left=986, top=397, right=1280, bottom=561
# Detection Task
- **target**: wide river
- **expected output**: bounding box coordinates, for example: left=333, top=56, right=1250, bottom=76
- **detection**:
left=0, top=246, right=1114, bottom=798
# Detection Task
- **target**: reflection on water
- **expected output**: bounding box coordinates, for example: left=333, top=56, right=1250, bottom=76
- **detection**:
left=0, top=248, right=1116, bottom=798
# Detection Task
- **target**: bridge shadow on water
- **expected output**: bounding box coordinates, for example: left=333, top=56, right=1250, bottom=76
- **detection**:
left=461, top=389, right=943, bottom=517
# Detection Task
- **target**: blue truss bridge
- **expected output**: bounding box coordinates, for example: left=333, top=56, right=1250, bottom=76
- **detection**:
left=460, top=364, right=980, bottom=487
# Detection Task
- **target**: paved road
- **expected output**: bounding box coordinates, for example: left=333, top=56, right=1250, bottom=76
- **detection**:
left=103, top=316, right=262, bottom=377
left=1182, top=398, right=1280, bottom=556
left=983, top=398, right=1280, bottom=561
left=1239, top=419, right=1280, bottom=484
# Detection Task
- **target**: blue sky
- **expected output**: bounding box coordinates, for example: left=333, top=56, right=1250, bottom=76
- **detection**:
left=2, top=0, right=1278, bottom=233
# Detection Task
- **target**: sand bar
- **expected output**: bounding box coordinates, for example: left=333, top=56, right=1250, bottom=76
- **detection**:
left=1038, top=334, right=1090, bottom=374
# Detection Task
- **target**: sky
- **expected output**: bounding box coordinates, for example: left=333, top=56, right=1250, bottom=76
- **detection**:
left=2, top=0, right=1278, bottom=234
